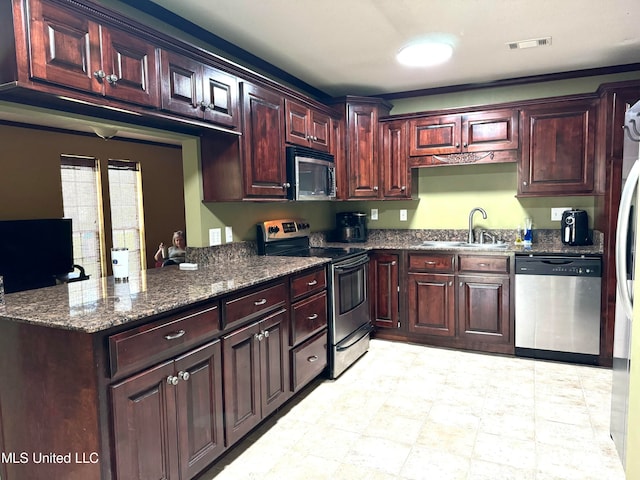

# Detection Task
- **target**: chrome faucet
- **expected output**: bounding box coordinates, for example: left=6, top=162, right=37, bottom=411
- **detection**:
left=468, top=207, right=487, bottom=243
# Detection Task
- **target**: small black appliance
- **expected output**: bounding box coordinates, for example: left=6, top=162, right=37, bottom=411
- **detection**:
left=333, top=212, right=367, bottom=243
left=561, top=209, right=591, bottom=246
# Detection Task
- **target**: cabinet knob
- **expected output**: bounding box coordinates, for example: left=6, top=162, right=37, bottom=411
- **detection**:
left=373, top=186, right=379, bottom=192
left=106, top=74, right=119, bottom=84
left=391, top=261, right=397, bottom=266
left=463, top=143, right=468, bottom=147
left=167, top=375, right=179, bottom=386
left=455, top=143, right=460, bottom=148
left=178, top=371, right=190, bottom=381
left=522, top=181, right=528, bottom=186
left=255, top=332, right=265, bottom=341
left=199, top=100, right=212, bottom=110
left=263, top=329, right=270, bottom=338
left=401, top=186, right=406, bottom=191
left=93, top=70, right=106, bottom=81
left=282, top=183, right=291, bottom=190
left=449, top=281, right=453, bottom=287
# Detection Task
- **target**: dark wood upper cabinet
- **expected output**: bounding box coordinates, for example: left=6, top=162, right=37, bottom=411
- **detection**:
left=409, top=109, right=518, bottom=156
left=285, top=98, right=330, bottom=151
left=379, top=120, right=411, bottom=198
left=519, top=98, right=597, bottom=196
left=27, top=0, right=159, bottom=107
left=241, top=82, right=288, bottom=199
left=160, top=49, right=239, bottom=128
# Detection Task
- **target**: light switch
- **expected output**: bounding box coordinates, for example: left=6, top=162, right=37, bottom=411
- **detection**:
left=400, top=209, right=408, bottom=221
left=225, top=226, right=233, bottom=243
left=209, top=228, right=222, bottom=246
left=371, top=208, right=378, bottom=220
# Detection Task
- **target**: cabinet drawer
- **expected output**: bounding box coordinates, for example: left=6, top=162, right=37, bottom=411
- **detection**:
left=291, top=330, right=327, bottom=392
left=458, top=255, right=509, bottom=273
left=224, top=282, right=287, bottom=329
left=291, top=291, right=328, bottom=345
left=291, top=267, right=326, bottom=300
left=109, top=304, right=220, bottom=379
left=408, top=253, right=455, bottom=273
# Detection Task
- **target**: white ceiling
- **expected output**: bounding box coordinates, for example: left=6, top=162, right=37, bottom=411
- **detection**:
left=149, top=0, right=640, bottom=98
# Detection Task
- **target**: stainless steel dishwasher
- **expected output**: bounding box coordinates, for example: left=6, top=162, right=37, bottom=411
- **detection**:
left=515, top=255, right=601, bottom=364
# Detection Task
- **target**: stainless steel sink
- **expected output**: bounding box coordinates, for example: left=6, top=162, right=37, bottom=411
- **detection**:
left=420, top=240, right=509, bottom=249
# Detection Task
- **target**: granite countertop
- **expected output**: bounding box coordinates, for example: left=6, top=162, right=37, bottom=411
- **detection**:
left=0, top=255, right=329, bottom=333
left=318, top=228, right=604, bottom=256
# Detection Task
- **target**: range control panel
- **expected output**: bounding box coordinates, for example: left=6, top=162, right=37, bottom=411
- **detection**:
left=257, top=219, right=311, bottom=243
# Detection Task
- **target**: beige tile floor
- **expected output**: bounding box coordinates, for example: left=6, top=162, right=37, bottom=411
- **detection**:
left=200, top=339, right=625, bottom=480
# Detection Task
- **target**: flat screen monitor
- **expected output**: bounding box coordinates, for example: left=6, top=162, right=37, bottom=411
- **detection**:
left=0, top=218, right=74, bottom=293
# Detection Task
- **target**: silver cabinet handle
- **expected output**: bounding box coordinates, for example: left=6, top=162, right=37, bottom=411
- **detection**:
left=425, top=261, right=437, bottom=265
left=167, top=375, right=179, bottom=386
left=463, top=142, right=468, bottom=147
left=254, top=298, right=267, bottom=306
left=255, top=332, right=265, bottom=341
left=455, top=143, right=460, bottom=148
left=263, top=329, right=270, bottom=338
left=449, top=281, right=453, bottom=287
left=106, top=74, right=119, bottom=84
left=178, top=371, right=190, bottom=381
left=478, top=263, right=488, bottom=267
left=282, top=183, right=291, bottom=189
left=401, top=186, right=406, bottom=191
left=391, top=261, right=397, bottom=266
left=307, top=313, right=319, bottom=320
left=373, top=186, right=379, bottom=191
left=164, top=329, right=186, bottom=340
left=523, top=181, right=528, bottom=186
left=93, top=70, right=106, bottom=80
left=307, top=279, right=318, bottom=286
left=307, top=355, right=319, bottom=363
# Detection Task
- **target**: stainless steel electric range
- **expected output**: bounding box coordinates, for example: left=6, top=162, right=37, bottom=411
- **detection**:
left=257, top=219, right=372, bottom=379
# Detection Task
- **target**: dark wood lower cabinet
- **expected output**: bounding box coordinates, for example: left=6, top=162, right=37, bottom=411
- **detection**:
left=111, top=340, right=224, bottom=480
left=370, top=252, right=400, bottom=328
left=457, top=275, right=510, bottom=344
left=222, top=307, right=289, bottom=447
left=407, top=272, right=455, bottom=336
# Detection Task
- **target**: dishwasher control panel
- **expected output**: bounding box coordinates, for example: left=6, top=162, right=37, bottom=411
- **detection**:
left=515, top=255, right=601, bottom=277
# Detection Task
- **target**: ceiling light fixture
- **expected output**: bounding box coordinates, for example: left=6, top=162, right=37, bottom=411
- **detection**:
left=396, top=41, right=453, bottom=67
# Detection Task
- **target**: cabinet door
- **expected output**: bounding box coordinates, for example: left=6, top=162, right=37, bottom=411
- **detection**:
left=409, top=115, right=461, bottom=156
left=160, top=50, right=203, bottom=119
left=309, top=109, right=331, bottom=152
left=174, top=341, right=225, bottom=480
left=27, top=0, right=102, bottom=93
left=380, top=120, right=410, bottom=198
left=259, top=307, right=290, bottom=418
left=201, top=64, right=239, bottom=128
left=241, top=82, right=287, bottom=198
left=520, top=99, right=597, bottom=195
left=222, top=321, right=261, bottom=446
left=347, top=103, right=380, bottom=197
left=100, top=26, right=159, bottom=107
left=285, top=99, right=311, bottom=147
left=457, top=275, right=510, bottom=344
left=463, top=109, right=519, bottom=152
left=407, top=272, right=455, bottom=336
left=369, top=252, right=399, bottom=328
left=111, top=360, right=179, bottom=480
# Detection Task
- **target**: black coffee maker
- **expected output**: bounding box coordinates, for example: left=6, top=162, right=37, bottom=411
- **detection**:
left=334, top=212, right=367, bottom=243
left=561, top=209, right=591, bottom=246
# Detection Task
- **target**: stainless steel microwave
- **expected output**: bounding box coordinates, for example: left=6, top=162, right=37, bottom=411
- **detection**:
left=286, top=146, right=336, bottom=201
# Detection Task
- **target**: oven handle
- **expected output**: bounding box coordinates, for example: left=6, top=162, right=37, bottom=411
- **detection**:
left=334, top=255, right=370, bottom=272
left=336, top=323, right=374, bottom=351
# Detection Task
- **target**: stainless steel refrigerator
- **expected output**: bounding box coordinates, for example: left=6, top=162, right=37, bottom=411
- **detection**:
left=611, top=99, right=640, bottom=466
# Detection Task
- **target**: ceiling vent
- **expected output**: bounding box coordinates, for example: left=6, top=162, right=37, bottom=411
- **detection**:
left=508, top=37, right=552, bottom=50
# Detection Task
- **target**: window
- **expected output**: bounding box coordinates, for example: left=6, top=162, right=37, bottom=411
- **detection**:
left=60, top=155, right=104, bottom=279
left=60, top=156, right=146, bottom=278
left=108, top=160, right=145, bottom=272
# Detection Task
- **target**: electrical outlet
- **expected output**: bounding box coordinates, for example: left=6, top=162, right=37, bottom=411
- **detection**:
left=225, top=226, right=233, bottom=243
left=551, top=207, right=571, bottom=221
left=209, top=228, right=222, bottom=246
left=400, top=209, right=407, bottom=221
left=371, top=208, right=378, bottom=220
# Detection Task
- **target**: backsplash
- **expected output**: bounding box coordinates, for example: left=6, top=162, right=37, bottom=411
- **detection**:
left=187, top=241, right=257, bottom=267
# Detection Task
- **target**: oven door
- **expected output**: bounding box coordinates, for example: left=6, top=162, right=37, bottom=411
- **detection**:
left=331, top=254, right=371, bottom=343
